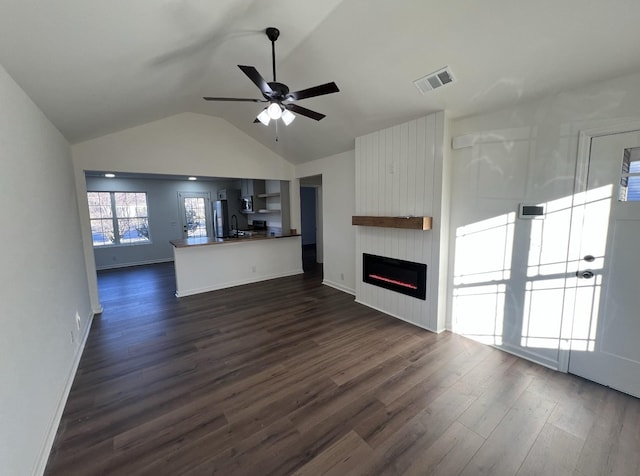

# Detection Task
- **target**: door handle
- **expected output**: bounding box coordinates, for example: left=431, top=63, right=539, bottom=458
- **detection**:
left=577, top=269, right=595, bottom=279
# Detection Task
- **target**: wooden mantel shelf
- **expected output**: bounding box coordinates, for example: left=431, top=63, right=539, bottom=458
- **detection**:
left=352, top=216, right=432, bottom=230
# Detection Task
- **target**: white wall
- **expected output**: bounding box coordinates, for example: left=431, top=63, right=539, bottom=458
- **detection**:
left=72, top=113, right=296, bottom=309
left=0, top=65, right=93, bottom=476
left=448, top=70, right=640, bottom=369
left=355, top=112, right=447, bottom=332
left=296, top=150, right=356, bottom=294
left=73, top=113, right=295, bottom=179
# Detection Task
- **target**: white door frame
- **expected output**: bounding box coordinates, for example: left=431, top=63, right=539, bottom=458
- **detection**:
left=558, top=119, right=640, bottom=372
left=299, top=178, right=323, bottom=264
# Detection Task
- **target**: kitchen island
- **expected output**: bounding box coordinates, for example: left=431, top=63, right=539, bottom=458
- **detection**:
left=170, top=232, right=302, bottom=297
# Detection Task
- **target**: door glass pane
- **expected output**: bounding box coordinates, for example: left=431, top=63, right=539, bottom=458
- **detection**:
left=619, top=147, right=640, bottom=201
left=184, top=197, right=208, bottom=237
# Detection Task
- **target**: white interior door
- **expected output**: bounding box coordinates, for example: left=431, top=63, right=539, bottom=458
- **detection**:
left=568, top=130, right=640, bottom=397
left=178, top=192, right=211, bottom=239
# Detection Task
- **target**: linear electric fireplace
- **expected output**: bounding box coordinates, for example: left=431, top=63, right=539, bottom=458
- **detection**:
left=363, top=253, right=427, bottom=300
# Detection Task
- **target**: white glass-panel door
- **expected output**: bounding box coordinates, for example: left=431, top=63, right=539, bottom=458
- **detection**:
left=178, top=192, right=211, bottom=239
left=568, top=131, right=640, bottom=398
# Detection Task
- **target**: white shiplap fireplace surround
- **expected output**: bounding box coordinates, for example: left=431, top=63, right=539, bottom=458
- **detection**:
left=355, top=112, right=450, bottom=333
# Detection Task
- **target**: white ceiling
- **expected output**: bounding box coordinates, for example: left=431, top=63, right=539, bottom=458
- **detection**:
left=2, top=0, right=640, bottom=164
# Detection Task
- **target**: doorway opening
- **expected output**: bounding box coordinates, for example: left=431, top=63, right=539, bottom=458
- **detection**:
left=300, top=175, right=323, bottom=275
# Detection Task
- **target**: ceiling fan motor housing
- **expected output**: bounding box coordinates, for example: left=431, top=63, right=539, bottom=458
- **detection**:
left=264, top=82, right=290, bottom=101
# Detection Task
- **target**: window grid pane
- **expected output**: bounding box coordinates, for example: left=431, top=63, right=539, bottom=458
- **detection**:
left=87, top=192, right=113, bottom=219
left=118, top=218, right=150, bottom=243
left=91, top=219, right=115, bottom=246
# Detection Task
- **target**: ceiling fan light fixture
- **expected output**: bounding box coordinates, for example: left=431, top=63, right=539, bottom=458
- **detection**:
left=267, top=102, right=283, bottom=120
left=257, top=109, right=271, bottom=125
left=281, top=109, right=295, bottom=126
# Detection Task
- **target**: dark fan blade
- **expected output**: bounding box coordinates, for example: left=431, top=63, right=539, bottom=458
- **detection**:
left=287, top=82, right=339, bottom=101
left=285, top=103, right=326, bottom=121
left=203, top=97, right=267, bottom=102
left=238, top=65, right=273, bottom=95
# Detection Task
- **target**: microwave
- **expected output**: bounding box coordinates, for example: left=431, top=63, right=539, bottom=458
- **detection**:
left=241, top=196, right=253, bottom=213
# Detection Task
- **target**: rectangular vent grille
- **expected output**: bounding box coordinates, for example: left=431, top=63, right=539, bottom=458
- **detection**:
left=414, top=66, right=455, bottom=94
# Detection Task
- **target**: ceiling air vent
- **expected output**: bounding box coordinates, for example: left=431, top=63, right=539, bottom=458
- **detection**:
left=413, top=66, right=455, bottom=94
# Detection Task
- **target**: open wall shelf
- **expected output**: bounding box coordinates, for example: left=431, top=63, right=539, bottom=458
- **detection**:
left=352, top=216, right=432, bottom=230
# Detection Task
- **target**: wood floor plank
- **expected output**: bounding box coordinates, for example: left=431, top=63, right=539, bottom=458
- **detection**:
left=292, top=430, right=373, bottom=476
left=329, top=332, right=425, bottom=385
left=403, top=421, right=485, bottom=476
left=457, top=368, right=534, bottom=438
left=374, top=335, right=491, bottom=406
left=574, top=389, right=640, bottom=476
left=112, top=393, right=228, bottom=451
left=459, top=389, right=557, bottom=476
left=350, top=378, right=482, bottom=475
left=272, top=396, right=385, bottom=475
left=516, top=423, right=584, bottom=476
left=352, top=340, right=490, bottom=449
left=44, top=262, right=640, bottom=476
left=182, top=417, right=303, bottom=476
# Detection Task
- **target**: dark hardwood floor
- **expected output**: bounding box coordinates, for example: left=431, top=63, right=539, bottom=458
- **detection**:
left=45, top=263, right=640, bottom=475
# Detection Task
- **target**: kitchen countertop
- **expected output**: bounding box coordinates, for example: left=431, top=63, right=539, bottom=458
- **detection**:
left=170, top=232, right=301, bottom=248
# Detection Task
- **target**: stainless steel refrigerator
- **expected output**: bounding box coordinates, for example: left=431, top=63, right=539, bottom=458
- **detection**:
left=213, top=189, right=246, bottom=238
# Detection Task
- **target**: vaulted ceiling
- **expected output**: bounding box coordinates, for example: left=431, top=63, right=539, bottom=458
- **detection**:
left=2, top=0, right=640, bottom=164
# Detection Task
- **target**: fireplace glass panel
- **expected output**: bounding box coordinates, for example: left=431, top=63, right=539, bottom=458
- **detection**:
left=363, top=253, right=427, bottom=300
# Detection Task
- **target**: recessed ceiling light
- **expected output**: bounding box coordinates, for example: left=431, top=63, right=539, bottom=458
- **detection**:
left=188, top=176, right=197, bottom=181
left=104, top=173, right=115, bottom=178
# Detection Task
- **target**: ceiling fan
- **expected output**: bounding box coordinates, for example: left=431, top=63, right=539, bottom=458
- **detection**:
left=203, top=27, right=339, bottom=126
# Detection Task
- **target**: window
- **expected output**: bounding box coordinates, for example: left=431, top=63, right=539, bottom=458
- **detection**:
left=87, top=192, right=150, bottom=246
left=619, top=147, right=640, bottom=202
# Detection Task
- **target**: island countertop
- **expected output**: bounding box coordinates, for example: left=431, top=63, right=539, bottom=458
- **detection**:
left=170, top=232, right=301, bottom=248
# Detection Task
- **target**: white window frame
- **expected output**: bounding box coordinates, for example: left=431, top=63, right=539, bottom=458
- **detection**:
left=87, top=191, right=151, bottom=247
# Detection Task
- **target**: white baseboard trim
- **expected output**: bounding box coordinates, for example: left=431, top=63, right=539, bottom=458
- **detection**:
left=33, top=311, right=95, bottom=476
left=448, top=331, right=561, bottom=372
left=95, top=257, right=173, bottom=271
left=494, top=342, right=560, bottom=371
left=354, top=298, right=442, bottom=334
left=175, top=269, right=304, bottom=297
left=322, top=279, right=355, bottom=296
